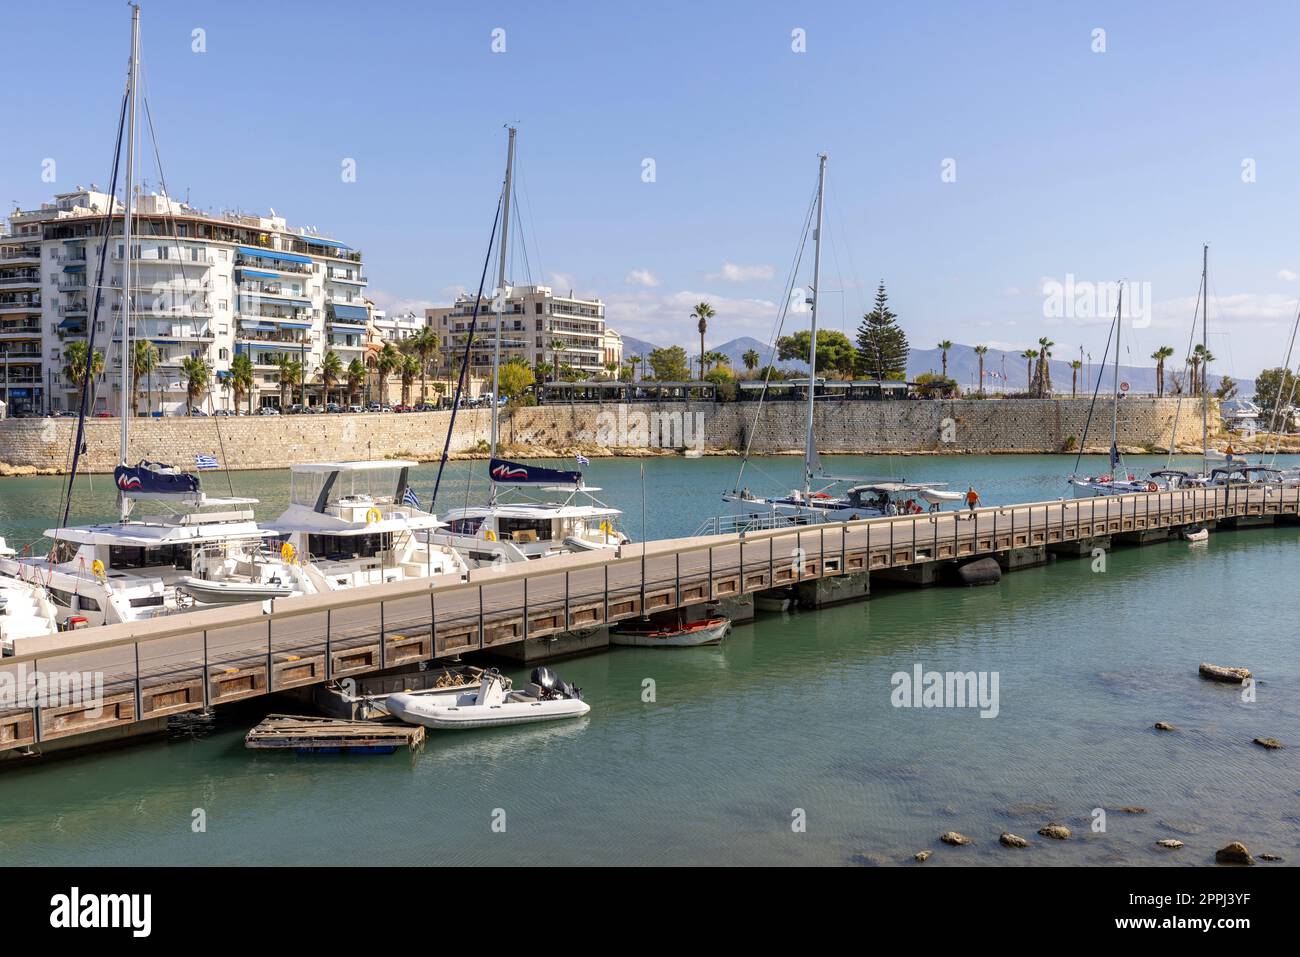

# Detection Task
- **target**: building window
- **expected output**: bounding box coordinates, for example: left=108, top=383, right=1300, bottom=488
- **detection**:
left=219, top=348, right=229, bottom=360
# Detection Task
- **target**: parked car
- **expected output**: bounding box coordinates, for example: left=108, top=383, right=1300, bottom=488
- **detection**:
left=254, top=406, right=280, bottom=416
left=415, top=402, right=437, bottom=412
left=347, top=405, right=363, bottom=414
left=326, top=402, right=343, bottom=414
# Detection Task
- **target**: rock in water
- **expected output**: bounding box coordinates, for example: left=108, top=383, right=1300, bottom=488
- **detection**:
left=1038, top=823, right=1071, bottom=840
left=1000, top=832, right=1030, bottom=848
left=940, top=831, right=972, bottom=846
left=1157, top=839, right=1184, bottom=849
left=914, top=850, right=932, bottom=863
left=1215, top=842, right=1255, bottom=865
left=1154, top=721, right=1176, bottom=731
left=1116, top=806, right=1147, bottom=814
left=1199, top=662, right=1252, bottom=683
left=1260, top=853, right=1283, bottom=862
left=1253, top=737, right=1285, bottom=750
left=953, top=557, right=1001, bottom=586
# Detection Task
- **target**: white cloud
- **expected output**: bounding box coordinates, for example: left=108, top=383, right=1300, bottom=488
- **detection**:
left=1278, top=269, right=1297, bottom=281
left=603, top=288, right=780, bottom=349
left=706, top=262, right=775, bottom=283
left=624, top=268, right=661, bottom=288
left=366, top=289, right=439, bottom=316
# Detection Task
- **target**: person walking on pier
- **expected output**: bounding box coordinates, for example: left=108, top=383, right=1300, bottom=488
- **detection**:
left=965, top=486, right=980, bottom=515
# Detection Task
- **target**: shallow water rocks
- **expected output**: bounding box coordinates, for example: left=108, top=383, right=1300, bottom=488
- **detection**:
left=1253, top=737, right=1285, bottom=750
left=1154, top=721, right=1176, bottom=731
left=1116, top=806, right=1147, bottom=814
left=1260, top=853, right=1283, bottom=862
left=1214, top=842, right=1255, bottom=865
left=1156, top=839, right=1184, bottom=849
left=940, top=831, right=972, bottom=846
left=999, top=832, right=1030, bottom=848
left=914, top=850, right=932, bottom=863
left=1037, top=823, right=1071, bottom=840
left=1199, top=662, right=1252, bottom=683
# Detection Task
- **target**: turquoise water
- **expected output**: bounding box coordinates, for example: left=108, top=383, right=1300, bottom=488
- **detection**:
left=0, top=455, right=1297, bottom=865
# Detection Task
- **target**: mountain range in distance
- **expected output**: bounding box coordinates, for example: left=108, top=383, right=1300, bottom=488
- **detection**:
left=616, top=336, right=1235, bottom=394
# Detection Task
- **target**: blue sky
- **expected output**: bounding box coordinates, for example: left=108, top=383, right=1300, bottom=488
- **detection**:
left=6, top=0, right=1300, bottom=378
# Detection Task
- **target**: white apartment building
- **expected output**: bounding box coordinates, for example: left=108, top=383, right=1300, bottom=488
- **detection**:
left=426, top=284, right=620, bottom=379
left=0, top=187, right=370, bottom=415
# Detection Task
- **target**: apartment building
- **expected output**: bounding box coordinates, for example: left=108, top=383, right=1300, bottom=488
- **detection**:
left=0, top=187, right=370, bottom=415
left=426, top=284, right=620, bottom=379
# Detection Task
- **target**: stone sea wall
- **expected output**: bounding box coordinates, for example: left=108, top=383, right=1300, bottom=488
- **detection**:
left=0, top=398, right=1210, bottom=475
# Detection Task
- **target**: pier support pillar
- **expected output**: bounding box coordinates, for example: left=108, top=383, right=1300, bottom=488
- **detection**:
left=696, top=594, right=755, bottom=624
left=872, top=562, right=941, bottom=587
left=487, top=626, right=610, bottom=664
left=796, top=571, right=870, bottom=608
left=1047, top=536, right=1110, bottom=558
left=995, top=545, right=1048, bottom=572
left=1114, top=528, right=1170, bottom=546
left=1220, top=515, right=1275, bottom=529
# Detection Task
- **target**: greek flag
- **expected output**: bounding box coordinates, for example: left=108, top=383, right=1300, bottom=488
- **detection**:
left=402, top=486, right=420, bottom=508
left=195, top=454, right=220, bottom=471
left=575, top=454, right=590, bottom=467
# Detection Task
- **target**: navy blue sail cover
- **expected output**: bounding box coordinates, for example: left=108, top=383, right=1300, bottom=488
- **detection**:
left=114, top=461, right=202, bottom=496
left=488, top=457, right=582, bottom=485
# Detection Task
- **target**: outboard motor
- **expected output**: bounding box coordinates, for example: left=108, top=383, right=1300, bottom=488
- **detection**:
left=531, top=666, right=582, bottom=701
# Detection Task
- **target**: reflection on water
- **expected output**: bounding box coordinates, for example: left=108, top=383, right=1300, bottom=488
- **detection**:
left=0, top=456, right=1297, bottom=865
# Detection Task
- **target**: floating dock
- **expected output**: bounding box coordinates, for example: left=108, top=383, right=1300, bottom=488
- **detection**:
left=244, top=714, right=424, bottom=753
left=2, top=484, right=1296, bottom=758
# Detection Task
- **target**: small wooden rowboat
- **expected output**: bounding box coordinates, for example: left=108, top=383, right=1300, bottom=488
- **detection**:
left=610, top=616, right=732, bottom=647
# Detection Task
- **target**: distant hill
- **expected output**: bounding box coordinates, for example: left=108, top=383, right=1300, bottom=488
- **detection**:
left=618, top=335, right=662, bottom=363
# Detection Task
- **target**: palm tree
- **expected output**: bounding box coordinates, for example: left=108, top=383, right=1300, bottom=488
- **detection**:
left=691, top=301, right=715, bottom=380
left=399, top=353, right=420, bottom=406
left=346, top=358, right=365, bottom=405
left=179, top=355, right=211, bottom=416
left=1021, top=349, right=1038, bottom=391
left=937, top=340, right=953, bottom=379
left=276, top=355, right=302, bottom=409
left=1035, top=337, right=1054, bottom=395
left=742, top=348, right=760, bottom=373
left=319, top=350, right=344, bottom=406
left=229, top=352, right=255, bottom=414
left=1151, top=346, right=1174, bottom=398
left=406, top=327, right=439, bottom=405
left=973, top=345, right=988, bottom=395
left=549, top=339, right=567, bottom=383
left=1187, top=354, right=1202, bottom=397
left=129, top=340, right=157, bottom=417
left=375, top=342, right=399, bottom=405
left=62, top=340, right=102, bottom=388
left=706, top=351, right=729, bottom=373
left=625, top=354, right=642, bottom=381
left=1069, top=359, right=1083, bottom=397
left=1192, top=344, right=1214, bottom=396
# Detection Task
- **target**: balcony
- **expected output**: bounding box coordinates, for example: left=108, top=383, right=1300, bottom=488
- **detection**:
left=58, top=278, right=87, bottom=292
left=236, top=331, right=308, bottom=346
left=0, top=322, right=41, bottom=338
left=0, top=272, right=41, bottom=287
left=326, top=270, right=366, bottom=285
left=54, top=251, right=87, bottom=265
left=113, top=251, right=211, bottom=267
left=0, top=297, right=41, bottom=314
left=0, top=246, right=41, bottom=263
left=234, top=254, right=311, bottom=276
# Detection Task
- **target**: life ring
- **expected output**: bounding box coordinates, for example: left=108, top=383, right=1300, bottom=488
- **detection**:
left=280, top=541, right=296, bottom=563
left=484, top=529, right=497, bottom=542
left=365, top=507, right=382, bottom=525
left=1098, top=474, right=1112, bottom=483
left=1145, top=481, right=1158, bottom=492
left=91, top=559, right=106, bottom=580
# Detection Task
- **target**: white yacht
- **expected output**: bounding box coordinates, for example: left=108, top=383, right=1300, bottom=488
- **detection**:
left=0, top=540, right=60, bottom=656
left=180, top=460, right=467, bottom=601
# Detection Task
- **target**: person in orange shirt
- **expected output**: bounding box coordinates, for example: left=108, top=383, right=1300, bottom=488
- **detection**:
left=965, top=486, right=980, bottom=514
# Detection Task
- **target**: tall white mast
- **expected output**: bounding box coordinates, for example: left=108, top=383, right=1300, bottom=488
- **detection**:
left=1200, top=244, right=1209, bottom=475
left=118, top=4, right=140, bottom=521
left=489, top=127, right=516, bottom=472
left=803, top=153, right=826, bottom=499
left=1110, top=282, right=1123, bottom=474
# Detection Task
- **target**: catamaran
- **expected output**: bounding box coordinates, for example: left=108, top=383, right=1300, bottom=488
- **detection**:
left=718, top=154, right=956, bottom=526
left=426, top=128, right=627, bottom=567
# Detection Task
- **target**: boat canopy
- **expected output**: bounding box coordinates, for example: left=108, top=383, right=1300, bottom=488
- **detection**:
left=114, top=461, right=201, bottom=497
left=489, top=457, right=582, bottom=486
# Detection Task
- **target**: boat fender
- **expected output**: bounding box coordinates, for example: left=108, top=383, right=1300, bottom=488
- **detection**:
left=91, top=559, right=106, bottom=580
left=484, top=530, right=497, bottom=542
left=280, top=541, right=296, bottom=564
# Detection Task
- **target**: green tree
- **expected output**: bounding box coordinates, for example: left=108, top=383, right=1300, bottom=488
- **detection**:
left=624, top=354, right=641, bottom=381
left=1215, top=375, right=1237, bottom=401
left=855, top=281, right=909, bottom=380
left=179, top=355, right=211, bottom=416
left=375, top=342, right=399, bottom=405
left=973, top=344, right=988, bottom=395
left=346, top=358, right=366, bottom=405
left=1033, top=337, right=1054, bottom=396
left=1022, top=349, right=1038, bottom=390
left=130, top=340, right=158, bottom=416
left=276, top=355, right=302, bottom=408
left=1254, top=367, right=1298, bottom=413
left=692, top=302, right=715, bottom=379
left=1192, top=344, right=1214, bottom=396
left=742, top=348, right=760, bottom=373
left=319, top=350, right=344, bottom=406
left=406, top=326, right=439, bottom=404
left=937, top=340, right=953, bottom=379
left=62, top=340, right=103, bottom=388
left=1151, top=346, right=1174, bottom=398
left=777, top=329, right=856, bottom=376
left=647, top=345, right=690, bottom=381
left=399, top=353, right=420, bottom=406
left=1069, top=359, right=1083, bottom=397
left=229, top=351, right=255, bottom=413
left=498, top=356, right=536, bottom=401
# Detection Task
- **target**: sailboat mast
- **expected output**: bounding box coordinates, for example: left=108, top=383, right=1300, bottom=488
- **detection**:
left=118, top=4, right=140, bottom=521
left=1110, top=282, right=1122, bottom=474
left=804, top=153, right=826, bottom=498
left=489, top=126, right=516, bottom=470
left=1201, top=244, right=1209, bottom=475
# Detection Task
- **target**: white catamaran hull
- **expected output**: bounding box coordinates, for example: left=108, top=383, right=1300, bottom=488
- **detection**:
left=175, top=577, right=296, bottom=604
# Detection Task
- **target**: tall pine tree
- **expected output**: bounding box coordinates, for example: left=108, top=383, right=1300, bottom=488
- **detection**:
left=855, top=281, right=909, bottom=380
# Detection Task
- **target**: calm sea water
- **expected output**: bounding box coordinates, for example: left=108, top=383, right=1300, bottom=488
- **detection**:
left=0, top=454, right=1297, bottom=866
